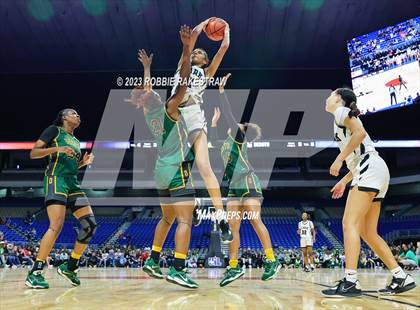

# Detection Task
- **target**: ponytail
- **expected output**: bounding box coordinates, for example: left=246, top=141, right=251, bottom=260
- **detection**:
left=336, top=88, right=360, bottom=118
left=53, top=110, right=66, bottom=126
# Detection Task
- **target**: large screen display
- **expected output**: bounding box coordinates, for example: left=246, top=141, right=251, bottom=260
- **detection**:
left=348, top=17, right=420, bottom=114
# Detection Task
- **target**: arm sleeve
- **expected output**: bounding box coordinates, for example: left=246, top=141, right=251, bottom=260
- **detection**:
left=219, top=92, right=245, bottom=143
left=334, top=107, right=350, bottom=127
left=310, top=221, right=314, bottom=229
left=38, top=126, right=59, bottom=145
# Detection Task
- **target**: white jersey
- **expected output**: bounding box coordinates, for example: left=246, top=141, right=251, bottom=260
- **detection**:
left=333, top=107, right=376, bottom=171
left=171, top=65, right=207, bottom=105
left=299, top=220, right=314, bottom=238
left=334, top=106, right=390, bottom=200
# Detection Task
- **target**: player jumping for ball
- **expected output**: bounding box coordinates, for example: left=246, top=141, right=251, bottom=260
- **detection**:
left=25, top=109, right=96, bottom=289
left=209, top=73, right=281, bottom=287
left=171, top=18, right=233, bottom=243
left=321, top=88, right=416, bottom=297
left=130, top=26, right=199, bottom=288
left=298, top=212, right=316, bottom=272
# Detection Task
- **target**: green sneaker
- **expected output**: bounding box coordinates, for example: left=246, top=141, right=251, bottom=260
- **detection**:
left=166, top=267, right=198, bottom=289
left=219, top=266, right=245, bottom=287
left=261, top=259, right=281, bottom=281
left=143, top=258, right=163, bottom=279
left=25, top=271, right=49, bottom=289
left=57, top=262, right=80, bottom=286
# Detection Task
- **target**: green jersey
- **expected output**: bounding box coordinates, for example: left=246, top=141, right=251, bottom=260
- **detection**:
left=221, top=134, right=252, bottom=183
left=144, top=105, right=193, bottom=168
left=39, top=126, right=81, bottom=176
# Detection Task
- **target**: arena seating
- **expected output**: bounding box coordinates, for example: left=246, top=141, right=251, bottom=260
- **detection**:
left=2, top=212, right=418, bottom=250
left=4, top=217, right=123, bottom=246
left=323, top=216, right=420, bottom=243
left=118, top=217, right=333, bottom=249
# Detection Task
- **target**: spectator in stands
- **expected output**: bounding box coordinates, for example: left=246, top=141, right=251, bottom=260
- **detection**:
left=88, top=251, right=99, bottom=267
left=107, top=248, right=116, bottom=267
left=0, top=240, right=5, bottom=268
left=115, top=249, right=127, bottom=267
left=99, top=251, right=108, bottom=267
left=398, top=244, right=419, bottom=270
left=187, top=254, right=197, bottom=268
left=6, top=244, right=21, bottom=267
left=20, top=247, right=34, bottom=267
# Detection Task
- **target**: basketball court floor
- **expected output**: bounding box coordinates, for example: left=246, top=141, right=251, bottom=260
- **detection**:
left=0, top=268, right=418, bottom=309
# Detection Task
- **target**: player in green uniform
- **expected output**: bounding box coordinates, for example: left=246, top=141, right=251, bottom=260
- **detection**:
left=209, top=74, right=281, bottom=287
left=130, top=25, right=198, bottom=288
left=25, top=109, right=96, bottom=289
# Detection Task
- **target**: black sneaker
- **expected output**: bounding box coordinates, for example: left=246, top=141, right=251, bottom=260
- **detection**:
left=304, top=266, right=311, bottom=273
left=378, top=274, right=416, bottom=295
left=218, top=219, right=233, bottom=244
left=321, top=278, right=362, bottom=298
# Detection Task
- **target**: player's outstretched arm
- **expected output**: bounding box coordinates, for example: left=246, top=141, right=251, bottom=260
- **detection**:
left=167, top=25, right=193, bottom=117
left=205, top=22, right=230, bottom=78
left=209, top=107, right=222, bottom=148
left=137, top=49, right=153, bottom=91
left=175, top=19, right=210, bottom=70
left=218, top=73, right=244, bottom=143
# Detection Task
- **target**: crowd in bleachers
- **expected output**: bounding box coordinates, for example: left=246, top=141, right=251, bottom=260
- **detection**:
left=2, top=230, right=418, bottom=271
left=348, top=17, right=420, bottom=73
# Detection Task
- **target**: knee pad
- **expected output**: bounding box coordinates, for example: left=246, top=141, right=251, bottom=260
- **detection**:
left=77, top=215, right=97, bottom=244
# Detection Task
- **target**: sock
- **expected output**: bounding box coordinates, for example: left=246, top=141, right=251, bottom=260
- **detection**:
left=345, top=269, right=358, bottom=283
left=229, top=259, right=238, bottom=268
left=391, top=266, right=406, bottom=279
left=174, top=252, right=186, bottom=271
left=264, top=248, right=275, bottom=261
left=151, top=245, right=162, bottom=264
left=31, top=259, right=45, bottom=274
left=68, top=252, right=81, bottom=271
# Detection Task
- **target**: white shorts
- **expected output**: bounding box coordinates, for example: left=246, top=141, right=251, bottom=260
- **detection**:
left=179, top=104, right=207, bottom=135
left=300, top=237, right=313, bottom=248
left=350, top=152, right=390, bottom=201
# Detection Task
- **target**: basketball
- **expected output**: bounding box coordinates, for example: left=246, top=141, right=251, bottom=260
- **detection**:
left=205, top=17, right=226, bottom=41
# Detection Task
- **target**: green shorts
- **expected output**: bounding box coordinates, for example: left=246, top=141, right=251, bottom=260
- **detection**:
left=227, top=172, right=263, bottom=201
left=44, top=175, right=89, bottom=211
left=154, top=161, right=195, bottom=204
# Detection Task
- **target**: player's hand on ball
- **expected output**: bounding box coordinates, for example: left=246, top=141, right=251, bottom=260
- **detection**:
left=201, top=18, right=212, bottom=34
left=331, top=180, right=346, bottom=199
left=58, top=146, right=76, bottom=158
left=219, top=73, right=232, bottom=93
left=179, top=25, right=192, bottom=46
left=211, top=107, right=221, bottom=127
left=329, top=158, right=343, bottom=177
left=138, top=49, right=153, bottom=68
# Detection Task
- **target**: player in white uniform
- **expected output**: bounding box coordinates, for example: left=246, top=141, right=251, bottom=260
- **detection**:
left=297, top=212, right=316, bottom=272
left=171, top=19, right=232, bottom=242
left=322, top=88, right=416, bottom=298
